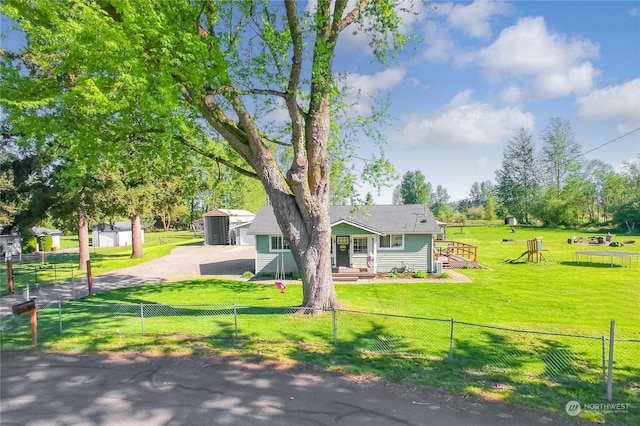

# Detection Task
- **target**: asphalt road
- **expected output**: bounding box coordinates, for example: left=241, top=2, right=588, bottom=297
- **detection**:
left=0, top=351, right=582, bottom=426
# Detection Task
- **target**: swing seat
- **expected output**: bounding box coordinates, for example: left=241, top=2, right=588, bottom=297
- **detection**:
left=274, top=281, right=286, bottom=293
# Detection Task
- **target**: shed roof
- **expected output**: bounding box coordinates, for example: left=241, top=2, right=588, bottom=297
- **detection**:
left=31, top=227, right=63, bottom=236
left=204, top=209, right=255, bottom=217
left=248, top=205, right=440, bottom=235
left=92, top=222, right=145, bottom=232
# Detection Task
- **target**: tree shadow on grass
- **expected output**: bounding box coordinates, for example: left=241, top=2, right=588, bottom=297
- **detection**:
left=280, top=321, right=628, bottom=423
left=5, top=306, right=639, bottom=424
left=560, top=261, right=624, bottom=269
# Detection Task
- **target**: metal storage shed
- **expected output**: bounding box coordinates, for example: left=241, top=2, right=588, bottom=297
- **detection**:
left=203, top=209, right=255, bottom=245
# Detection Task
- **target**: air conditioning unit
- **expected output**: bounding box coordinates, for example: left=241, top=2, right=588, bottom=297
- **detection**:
left=433, top=261, right=443, bottom=274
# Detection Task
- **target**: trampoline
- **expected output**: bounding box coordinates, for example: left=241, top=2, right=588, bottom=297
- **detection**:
left=572, top=251, right=640, bottom=268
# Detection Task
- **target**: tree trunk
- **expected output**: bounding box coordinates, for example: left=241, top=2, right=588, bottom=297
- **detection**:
left=131, top=215, right=144, bottom=258
left=281, top=204, right=337, bottom=311
left=77, top=210, right=90, bottom=272
left=162, top=211, right=170, bottom=232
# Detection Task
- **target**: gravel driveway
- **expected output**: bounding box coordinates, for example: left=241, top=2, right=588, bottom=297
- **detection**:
left=0, top=245, right=256, bottom=317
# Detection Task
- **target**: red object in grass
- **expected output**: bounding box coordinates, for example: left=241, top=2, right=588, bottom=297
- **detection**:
left=274, top=281, right=286, bottom=293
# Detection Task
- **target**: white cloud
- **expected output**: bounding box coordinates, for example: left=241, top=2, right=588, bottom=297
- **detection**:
left=421, top=1, right=510, bottom=63
left=396, top=91, right=535, bottom=147
left=478, top=17, right=599, bottom=78
left=346, top=67, right=406, bottom=93
left=422, top=21, right=455, bottom=62
left=474, top=16, right=600, bottom=101
left=577, top=78, right=640, bottom=131
left=446, top=0, right=511, bottom=39
left=532, top=61, right=601, bottom=98
left=342, top=67, right=406, bottom=115
left=499, top=85, right=523, bottom=103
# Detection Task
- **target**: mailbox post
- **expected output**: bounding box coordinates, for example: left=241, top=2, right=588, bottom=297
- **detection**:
left=6, top=257, right=14, bottom=293
left=12, top=300, right=38, bottom=346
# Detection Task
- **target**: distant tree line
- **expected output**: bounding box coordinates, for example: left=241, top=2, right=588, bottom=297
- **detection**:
left=391, top=118, right=640, bottom=232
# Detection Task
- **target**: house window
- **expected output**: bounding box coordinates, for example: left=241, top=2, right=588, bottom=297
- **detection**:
left=270, top=236, right=290, bottom=251
left=352, top=236, right=368, bottom=254
left=380, top=234, right=404, bottom=249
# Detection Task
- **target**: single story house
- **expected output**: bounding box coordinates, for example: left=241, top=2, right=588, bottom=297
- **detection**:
left=91, top=222, right=145, bottom=247
left=247, top=204, right=441, bottom=275
left=203, top=209, right=256, bottom=246
left=30, top=227, right=63, bottom=251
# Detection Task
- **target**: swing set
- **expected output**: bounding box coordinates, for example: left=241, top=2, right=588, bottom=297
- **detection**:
left=274, top=236, right=286, bottom=293
left=505, top=237, right=556, bottom=264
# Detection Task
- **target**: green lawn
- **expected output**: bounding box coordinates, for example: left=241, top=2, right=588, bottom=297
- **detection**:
left=2, top=225, right=639, bottom=424
left=0, top=231, right=203, bottom=296
left=55, top=225, right=639, bottom=338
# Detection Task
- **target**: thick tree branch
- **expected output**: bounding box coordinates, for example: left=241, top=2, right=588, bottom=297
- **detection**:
left=174, top=135, right=258, bottom=179
left=335, top=0, right=369, bottom=33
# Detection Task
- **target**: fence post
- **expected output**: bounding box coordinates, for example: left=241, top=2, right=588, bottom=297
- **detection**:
left=601, top=336, right=606, bottom=389
left=140, top=303, right=145, bottom=335
left=26, top=282, right=30, bottom=301
left=332, top=308, right=337, bottom=346
left=58, top=300, right=63, bottom=334
left=233, top=302, right=238, bottom=339
left=7, top=259, right=14, bottom=293
left=607, top=320, right=615, bottom=402
left=86, top=260, right=92, bottom=296
left=448, top=318, right=455, bottom=360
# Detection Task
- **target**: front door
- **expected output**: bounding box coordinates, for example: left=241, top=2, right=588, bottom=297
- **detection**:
left=336, top=236, right=350, bottom=267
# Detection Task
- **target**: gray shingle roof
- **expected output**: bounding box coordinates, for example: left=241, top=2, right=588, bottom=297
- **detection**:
left=248, top=204, right=440, bottom=235
left=31, top=227, right=62, bottom=236
left=92, top=222, right=145, bottom=232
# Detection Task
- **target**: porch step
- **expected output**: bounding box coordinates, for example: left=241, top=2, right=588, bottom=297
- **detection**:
left=332, top=276, right=360, bottom=282
left=332, top=272, right=377, bottom=279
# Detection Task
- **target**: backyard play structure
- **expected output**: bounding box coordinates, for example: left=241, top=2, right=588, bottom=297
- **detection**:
left=505, top=237, right=556, bottom=263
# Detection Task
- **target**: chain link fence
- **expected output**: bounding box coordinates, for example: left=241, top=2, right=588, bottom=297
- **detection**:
left=1, top=262, right=88, bottom=297
left=1, top=302, right=638, bottom=420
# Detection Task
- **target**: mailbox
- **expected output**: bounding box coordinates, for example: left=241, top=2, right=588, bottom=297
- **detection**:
left=12, top=299, right=36, bottom=316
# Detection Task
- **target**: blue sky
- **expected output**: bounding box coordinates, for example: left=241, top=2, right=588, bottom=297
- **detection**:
left=2, top=1, right=639, bottom=204
left=333, top=0, right=640, bottom=202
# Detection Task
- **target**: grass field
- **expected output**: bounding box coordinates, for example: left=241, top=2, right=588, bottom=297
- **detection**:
left=2, top=225, right=639, bottom=424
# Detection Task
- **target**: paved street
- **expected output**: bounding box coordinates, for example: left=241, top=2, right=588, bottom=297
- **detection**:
left=0, top=351, right=581, bottom=426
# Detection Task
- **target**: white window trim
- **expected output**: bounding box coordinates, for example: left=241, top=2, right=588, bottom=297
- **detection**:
left=351, top=235, right=370, bottom=257
left=379, top=234, right=405, bottom=250
left=269, top=235, right=290, bottom=252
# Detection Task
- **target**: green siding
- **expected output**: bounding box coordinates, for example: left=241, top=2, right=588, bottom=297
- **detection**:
left=376, top=234, right=433, bottom=272
left=255, top=235, right=297, bottom=274
left=255, top=233, right=435, bottom=274
left=331, top=223, right=374, bottom=235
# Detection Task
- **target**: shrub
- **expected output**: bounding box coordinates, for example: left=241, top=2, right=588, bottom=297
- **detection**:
left=414, top=270, right=428, bottom=278
left=438, top=272, right=451, bottom=279
left=23, top=236, right=37, bottom=253
left=242, top=271, right=254, bottom=278
left=40, top=235, right=53, bottom=252
left=288, top=271, right=302, bottom=280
